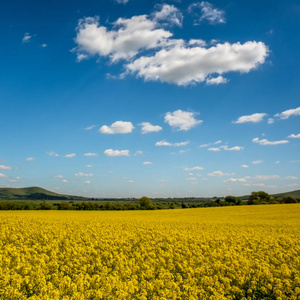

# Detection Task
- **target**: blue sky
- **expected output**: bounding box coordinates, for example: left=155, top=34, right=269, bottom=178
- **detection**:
left=0, top=0, right=299, bottom=198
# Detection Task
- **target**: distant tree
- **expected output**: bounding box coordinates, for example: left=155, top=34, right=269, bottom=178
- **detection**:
left=138, top=196, right=153, bottom=209
left=248, top=191, right=271, bottom=205
left=282, top=196, right=298, bottom=204
left=224, top=195, right=242, bottom=205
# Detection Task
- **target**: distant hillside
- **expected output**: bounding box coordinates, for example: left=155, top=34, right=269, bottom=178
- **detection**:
left=0, top=186, right=81, bottom=200
left=272, top=189, right=300, bottom=199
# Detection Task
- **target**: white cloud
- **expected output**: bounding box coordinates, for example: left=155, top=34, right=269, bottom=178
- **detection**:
left=225, top=178, right=247, bottom=183
left=268, top=118, right=274, bottom=124
left=84, top=153, right=98, bottom=157
left=252, top=160, right=263, bottom=164
left=221, top=145, right=244, bottom=151
left=214, top=140, right=222, bottom=145
left=64, top=153, right=76, bottom=158
left=86, top=165, right=93, bottom=168
left=275, top=107, right=300, bottom=120
left=0, top=165, right=11, bottom=171
left=84, top=124, right=97, bottom=130
left=187, top=177, right=197, bottom=181
left=233, top=113, right=267, bottom=124
left=62, top=179, right=68, bottom=183
left=104, top=149, right=130, bottom=156
left=41, top=43, right=47, bottom=48
left=143, top=161, right=152, bottom=165
left=127, top=41, right=268, bottom=86
left=206, top=75, right=228, bottom=85
left=184, top=166, right=204, bottom=171
left=134, top=150, right=143, bottom=156
left=0, top=173, right=7, bottom=178
left=85, top=180, right=91, bottom=184
left=99, top=121, right=134, bottom=134
left=188, top=1, right=225, bottom=24
left=288, top=133, right=300, bottom=139
left=254, top=175, right=280, bottom=181
left=140, top=122, right=162, bottom=134
left=22, top=33, right=31, bottom=43
left=164, top=110, right=202, bottom=131
left=75, top=172, right=94, bottom=177
left=114, top=0, right=129, bottom=4
left=252, top=137, right=289, bottom=146
left=74, top=15, right=172, bottom=62
left=26, top=157, right=35, bottom=161
left=55, top=175, right=64, bottom=179
left=155, top=140, right=189, bottom=147
left=208, top=170, right=228, bottom=177
left=208, top=147, right=221, bottom=152
left=284, top=176, right=298, bottom=180
left=241, top=164, right=249, bottom=168
left=47, top=151, right=59, bottom=157
left=153, top=4, right=183, bottom=27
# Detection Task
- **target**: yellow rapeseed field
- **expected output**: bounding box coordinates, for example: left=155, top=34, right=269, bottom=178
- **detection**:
left=0, top=204, right=299, bottom=299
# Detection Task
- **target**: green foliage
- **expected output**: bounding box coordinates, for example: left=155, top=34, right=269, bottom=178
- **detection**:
left=224, top=195, right=242, bottom=205
left=137, top=196, right=154, bottom=209
left=248, top=191, right=271, bottom=205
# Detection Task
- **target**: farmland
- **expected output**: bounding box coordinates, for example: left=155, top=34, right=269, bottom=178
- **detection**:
left=0, top=204, right=299, bottom=299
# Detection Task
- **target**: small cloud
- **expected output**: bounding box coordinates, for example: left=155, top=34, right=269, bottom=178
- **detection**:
left=208, top=147, right=221, bottom=152
left=128, top=180, right=134, bottom=183
left=208, top=170, right=228, bottom=177
left=22, top=33, right=31, bottom=43
left=199, top=143, right=210, bottom=148
left=47, top=151, right=59, bottom=157
left=275, top=161, right=280, bottom=164
left=252, top=137, right=289, bottom=146
left=143, top=161, right=152, bottom=165
left=86, top=164, right=93, bottom=168
left=225, top=178, right=247, bottom=183
left=0, top=165, right=12, bottom=171
left=85, top=180, right=91, bottom=184
left=233, top=113, right=267, bottom=124
left=55, top=175, right=64, bottom=179
left=64, top=153, right=76, bottom=158
left=153, top=4, right=183, bottom=27
left=155, top=140, right=189, bottom=147
left=268, top=118, right=274, bottom=124
left=62, top=179, right=68, bottom=183
left=140, top=122, right=162, bottom=134
left=189, top=1, right=226, bottom=25
left=220, top=145, right=244, bottom=151
left=184, top=166, right=204, bottom=171
left=164, top=110, right=202, bottom=131
left=206, top=75, right=228, bottom=85
left=76, top=53, right=88, bottom=62
left=275, top=106, right=300, bottom=120
left=214, top=140, right=222, bottom=145
left=75, top=172, right=93, bottom=177
left=134, top=150, right=143, bottom=156
left=254, top=175, right=280, bottom=181
left=41, top=43, right=47, bottom=48
left=99, top=121, right=134, bottom=134
left=288, top=133, right=300, bottom=139
left=26, top=157, right=35, bottom=161
left=0, top=173, right=7, bottom=178
left=84, top=153, right=98, bottom=157
left=84, top=125, right=97, bottom=130
left=114, top=0, right=129, bottom=4
left=187, top=177, right=197, bottom=181
left=252, top=160, right=263, bottom=164
left=104, top=149, right=130, bottom=157
left=284, top=176, right=298, bottom=180
left=241, top=164, right=249, bottom=168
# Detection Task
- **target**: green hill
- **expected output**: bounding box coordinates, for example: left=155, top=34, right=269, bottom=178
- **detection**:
left=272, top=189, right=300, bottom=199
left=0, top=186, right=72, bottom=200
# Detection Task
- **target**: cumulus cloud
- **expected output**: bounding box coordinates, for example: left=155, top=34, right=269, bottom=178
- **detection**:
left=26, top=157, right=35, bottom=161
left=206, top=75, right=228, bottom=85
left=220, top=145, right=244, bottom=151
left=252, top=160, right=263, bottom=164
left=208, top=147, right=221, bottom=152
left=253, top=175, right=280, bottom=181
left=114, top=0, right=129, bottom=4
left=74, top=7, right=268, bottom=86
left=140, top=122, right=162, bottom=134
left=74, top=14, right=172, bottom=62
left=47, top=151, right=59, bottom=157
left=284, top=176, right=298, bottom=180
left=127, top=41, right=268, bottom=86
left=164, top=110, right=202, bottom=131
left=99, top=121, right=134, bottom=134
left=153, top=4, right=183, bottom=27
left=0, top=165, right=12, bottom=171
left=0, top=173, right=7, bottom=178
left=155, top=140, right=189, bottom=147
left=241, top=164, right=249, bottom=168
left=275, top=107, right=300, bottom=120
left=184, top=166, right=204, bottom=171
left=288, top=133, right=300, bottom=139
left=143, top=161, right=152, bottom=165
left=75, top=172, right=93, bottom=177
left=225, top=178, right=247, bottom=183
left=208, top=170, right=228, bottom=177
left=233, top=113, right=267, bottom=124
left=64, top=153, right=76, bottom=158
left=104, top=149, right=130, bottom=156
left=252, top=137, right=289, bottom=146
left=84, top=153, right=98, bottom=157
